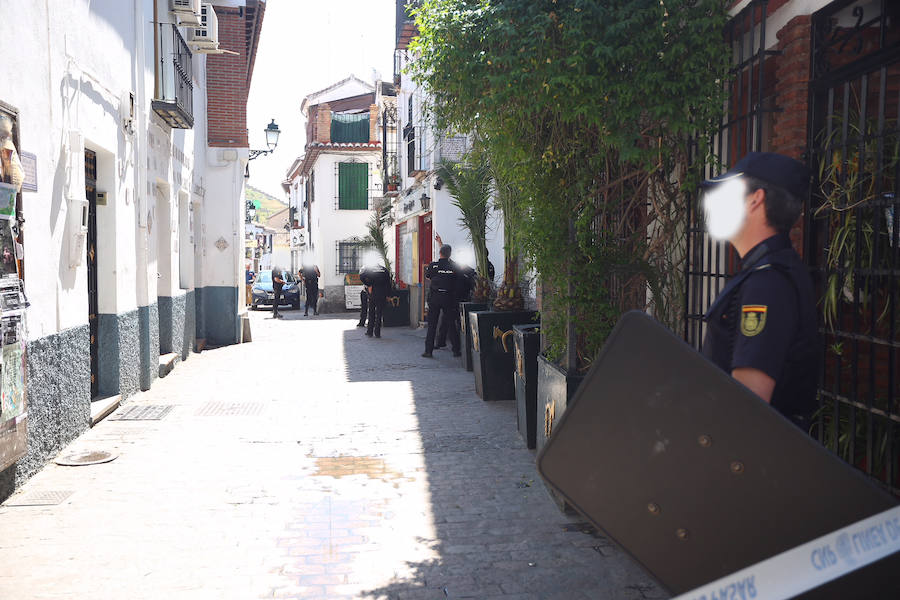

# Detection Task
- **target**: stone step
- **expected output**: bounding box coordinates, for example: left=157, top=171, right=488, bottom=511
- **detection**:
left=158, top=353, right=180, bottom=378
left=90, top=395, right=121, bottom=427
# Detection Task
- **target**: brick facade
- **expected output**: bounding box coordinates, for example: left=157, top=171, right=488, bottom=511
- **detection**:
left=206, top=3, right=264, bottom=147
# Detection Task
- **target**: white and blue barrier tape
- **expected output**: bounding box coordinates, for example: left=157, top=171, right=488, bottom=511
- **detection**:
left=672, top=505, right=900, bottom=600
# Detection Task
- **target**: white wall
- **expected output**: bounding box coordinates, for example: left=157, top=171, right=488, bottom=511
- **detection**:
left=0, top=0, right=207, bottom=341
left=308, top=151, right=380, bottom=288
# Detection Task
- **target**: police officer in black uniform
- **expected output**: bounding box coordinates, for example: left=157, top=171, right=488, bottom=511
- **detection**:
left=700, top=152, right=819, bottom=431
left=422, top=244, right=461, bottom=358
left=359, top=262, right=390, bottom=338
left=271, top=267, right=285, bottom=319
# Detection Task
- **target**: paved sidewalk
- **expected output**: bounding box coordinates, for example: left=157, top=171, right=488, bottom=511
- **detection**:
left=0, top=309, right=664, bottom=600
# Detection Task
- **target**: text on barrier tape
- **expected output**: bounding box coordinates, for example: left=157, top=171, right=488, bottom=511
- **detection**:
left=672, top=505, right=900, bottom=600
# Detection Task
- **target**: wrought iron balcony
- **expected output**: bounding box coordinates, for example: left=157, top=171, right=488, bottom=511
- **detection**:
left=152, top=24, right=194, bottom=129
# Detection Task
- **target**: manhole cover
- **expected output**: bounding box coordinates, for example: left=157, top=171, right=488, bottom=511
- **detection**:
left=4, top=490, right=74, bottom=506
left=196, top=402, right=263, bottom=417
left=55, top=450, right=117, bottom=466
left=109, top=405, right=174, bottom=420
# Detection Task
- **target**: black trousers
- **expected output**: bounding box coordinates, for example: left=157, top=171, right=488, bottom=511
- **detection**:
left=435, top=308, right=460, bottom=347
left=367, top=292, right=386, bottom=336
left=425, top=292, right=459, bottom=353
left=358, top=289, right=369, bottom=325
left=305, top=285, right=318, bottom=314
left=272, top=287, right=283, bottom=315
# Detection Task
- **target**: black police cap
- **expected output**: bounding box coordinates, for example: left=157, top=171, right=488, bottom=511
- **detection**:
left=701, top=152, right=810, bottom=199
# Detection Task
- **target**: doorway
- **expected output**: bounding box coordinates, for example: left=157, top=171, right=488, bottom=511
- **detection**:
left=85, top=149, right=99, bottom=399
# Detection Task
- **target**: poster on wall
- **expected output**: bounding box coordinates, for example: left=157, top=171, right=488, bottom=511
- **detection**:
left=0, top=340, right=25, bottom=423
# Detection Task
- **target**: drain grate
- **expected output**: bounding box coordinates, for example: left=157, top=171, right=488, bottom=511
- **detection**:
left=5, top=490, right=74, bottom=507
left=55, top=450, right=117, bottom=466
left=109, top=405, right=174, bottom=421
left=196, top=402, right=263, bottom=417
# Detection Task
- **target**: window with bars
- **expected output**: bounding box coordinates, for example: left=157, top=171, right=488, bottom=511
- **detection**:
left=337, top=162, right=369, bottom=210
left=336, top=240, right=367, bottom=274
left=684, top=0, right=779, bottom=350
left=807, top=0, right=900, bottom=494
left=331, top=113, right=369, bottom=143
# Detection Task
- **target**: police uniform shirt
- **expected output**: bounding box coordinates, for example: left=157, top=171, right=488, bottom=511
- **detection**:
left=272, top=271, right=285, bottom=291
left=702, top=234, right=819, bottom=425
left=360, top=265, right=389, bottom=296
left=425, top=258, right=458, bottom=294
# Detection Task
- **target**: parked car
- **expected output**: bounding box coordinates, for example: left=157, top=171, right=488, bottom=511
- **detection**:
left=250, top=269, right=301, bottom=310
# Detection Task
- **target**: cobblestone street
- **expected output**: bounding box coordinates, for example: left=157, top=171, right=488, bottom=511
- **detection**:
left=0, top=310, right=663, bottom=600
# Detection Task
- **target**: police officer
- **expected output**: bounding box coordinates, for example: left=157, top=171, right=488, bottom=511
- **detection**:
left=271, top=267, right=285, bottom=319
left=700, top=152, right=819, bottom=431
left=301, top=263, right=321, bottom=316
left=359, top=262, right=390, bottom=338
left=422, top=244, right=461, bottom=358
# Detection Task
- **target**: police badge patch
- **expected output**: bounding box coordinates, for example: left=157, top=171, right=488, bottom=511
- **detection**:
left=740, top=305, right=767, bottom=336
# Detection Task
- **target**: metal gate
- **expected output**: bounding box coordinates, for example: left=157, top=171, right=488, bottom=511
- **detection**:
left=808, top=0, right=900, bottom=493
left=85, top=149, right=99, bottom=399
left=684, top=0, right=779, bottom=349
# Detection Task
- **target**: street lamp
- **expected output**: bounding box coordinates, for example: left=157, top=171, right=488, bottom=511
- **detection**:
left=249, top=118, right=281, bottom=160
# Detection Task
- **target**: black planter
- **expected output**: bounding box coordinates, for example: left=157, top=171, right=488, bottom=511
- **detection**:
left=535, top=355, right=584, bottom=513
left=513, top=324, right=541, bottom=449
left=470, top=310, right=538, bottom=401
left=459, top=302, right=488, bottom=371
left=383, top=288, right=410, bottom=327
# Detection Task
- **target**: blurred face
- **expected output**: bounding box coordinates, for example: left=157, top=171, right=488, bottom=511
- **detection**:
left=703, top=177, right=748, bottom=242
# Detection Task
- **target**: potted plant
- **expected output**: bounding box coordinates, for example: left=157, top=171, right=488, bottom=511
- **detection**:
left=434, top=153, right=493, bottom=369
left=410, top=0, right=729, bottom=455
left=513, top=323, right=541, bottom=448
left=364, top=198, right=409, bottom=326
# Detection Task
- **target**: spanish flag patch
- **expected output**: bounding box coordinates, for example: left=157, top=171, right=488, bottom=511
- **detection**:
left=740, top=305, right=767, bottom=337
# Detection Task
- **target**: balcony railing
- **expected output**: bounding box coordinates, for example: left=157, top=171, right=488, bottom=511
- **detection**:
left=152, top=24, right=194, bottom=129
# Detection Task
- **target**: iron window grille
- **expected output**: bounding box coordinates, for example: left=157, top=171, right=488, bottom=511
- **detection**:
left=808, top=0, right=900, bottom=494
left=151, top=23, right=194, bottom=129
left=683, top=0, right=781, bottom=350
left=336, top=239, right=368, bottom=274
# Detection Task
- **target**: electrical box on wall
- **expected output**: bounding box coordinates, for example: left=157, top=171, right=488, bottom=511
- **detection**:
left=96, top=191, right=107, bottom=206
left=68, top=199, right=88, bottom=269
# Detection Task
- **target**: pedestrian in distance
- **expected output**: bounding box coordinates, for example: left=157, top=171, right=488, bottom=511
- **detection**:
left=359, top=261, right=390, bottom=338
left=422, top=244, right=461, bottom=358
left=700, top=152, right=819, bottom=431
left=271, top=267, right=285, bottom=319
left=357, top=287, right=368, bottom=328
left=301, top=262, right=321, bottom=316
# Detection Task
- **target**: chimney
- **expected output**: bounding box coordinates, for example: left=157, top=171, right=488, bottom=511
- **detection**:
left=369, top=104, right=379, bottom=144
left=317, top=103, right=332, bottom=143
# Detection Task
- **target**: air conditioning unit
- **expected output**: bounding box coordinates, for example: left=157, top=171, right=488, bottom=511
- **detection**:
left=189, top=4, right=219, bottom=51
left=170, top=0, right=202, bottom=26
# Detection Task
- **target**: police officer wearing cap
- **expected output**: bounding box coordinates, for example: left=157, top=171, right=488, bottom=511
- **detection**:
left=359, top=261, right=390, bottom=338
left=422, top=244, right=462, bottom=358
left=700, top=152, right=819, bottom=431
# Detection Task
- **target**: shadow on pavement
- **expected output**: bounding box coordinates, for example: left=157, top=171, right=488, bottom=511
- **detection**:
left=338, top=322, right=666, bottom=600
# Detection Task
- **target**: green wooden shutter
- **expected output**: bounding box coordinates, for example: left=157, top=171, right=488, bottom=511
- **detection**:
left=339, top=163, right=368, bottom=210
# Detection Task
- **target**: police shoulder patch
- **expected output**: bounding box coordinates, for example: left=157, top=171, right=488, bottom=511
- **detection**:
left=740, top=305, right=767, bottom=337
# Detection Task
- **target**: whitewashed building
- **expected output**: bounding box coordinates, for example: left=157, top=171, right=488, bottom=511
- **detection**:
left=392, top=6, right=505, bottom=324
left=285, top=76, right=394, bottom=311
left=0, top=0, right=266, bottom=498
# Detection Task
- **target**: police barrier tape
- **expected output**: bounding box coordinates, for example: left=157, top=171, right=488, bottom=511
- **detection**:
left=671, top=505, right=900, bottom=600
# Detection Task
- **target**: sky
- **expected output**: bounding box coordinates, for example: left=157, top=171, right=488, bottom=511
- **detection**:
left=245, top=0, right=397, bottom=200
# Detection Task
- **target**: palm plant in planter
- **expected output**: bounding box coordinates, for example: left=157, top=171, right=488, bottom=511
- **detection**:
left=491, top=164, right=526, bottom=311
left=435, top=153, right=493, bottom=301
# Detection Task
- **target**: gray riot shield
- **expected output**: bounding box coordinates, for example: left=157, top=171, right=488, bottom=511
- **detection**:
left=536, top=311, right=900, bottom=598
